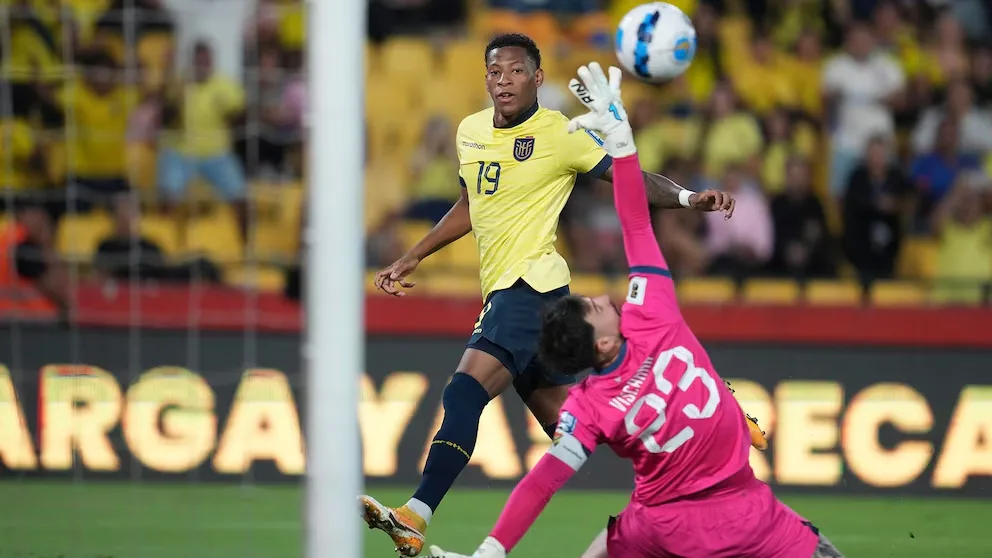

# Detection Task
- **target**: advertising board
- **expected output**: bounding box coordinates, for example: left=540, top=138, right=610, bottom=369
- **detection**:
left=1, top=326, right=989, bottom=495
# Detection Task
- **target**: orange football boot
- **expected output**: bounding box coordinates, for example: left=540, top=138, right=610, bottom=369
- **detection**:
left=725, top=380, right=769, bottom=451
left=359, top=495, right=427, bottom=556
left=745, top=413, right=768, bottom=450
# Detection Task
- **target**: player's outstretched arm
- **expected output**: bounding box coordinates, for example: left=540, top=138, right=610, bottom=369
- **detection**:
left=566, top=63, right=666, bottom=270
left=374, top=188, right=472, bottom=296
left=600, top=167, right=735, bottom=217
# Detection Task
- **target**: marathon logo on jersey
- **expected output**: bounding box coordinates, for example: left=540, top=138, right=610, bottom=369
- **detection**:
left=514, top=136, right=536, bottom=161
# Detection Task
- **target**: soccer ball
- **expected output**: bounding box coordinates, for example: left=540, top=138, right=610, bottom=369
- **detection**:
left=615, top=2, right=697, bottom=83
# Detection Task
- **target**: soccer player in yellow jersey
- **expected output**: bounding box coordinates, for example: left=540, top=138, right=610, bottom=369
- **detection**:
left=361, top=34, right=737, bottom=556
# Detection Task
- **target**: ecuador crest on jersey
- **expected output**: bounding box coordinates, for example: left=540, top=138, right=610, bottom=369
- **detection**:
left=514, top=136, right=535, bottom=161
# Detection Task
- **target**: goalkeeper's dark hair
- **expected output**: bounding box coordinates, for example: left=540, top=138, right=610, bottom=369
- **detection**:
left=485, top=33, right=541, bottom=69
left=538, top=296, right=598, bottom=376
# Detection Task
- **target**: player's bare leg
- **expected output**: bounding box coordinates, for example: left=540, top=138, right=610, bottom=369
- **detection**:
left=811, top=533, right=844, bottom=557
left=360, top=349, right=512, bottom=556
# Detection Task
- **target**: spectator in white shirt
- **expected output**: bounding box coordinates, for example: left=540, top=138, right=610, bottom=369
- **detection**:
left=911, top=79, right=992, bottom=156
left=822, top=23, right=906, bottom=197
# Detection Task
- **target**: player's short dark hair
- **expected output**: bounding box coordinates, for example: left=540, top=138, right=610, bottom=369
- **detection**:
left=485, top=33, right=541, bottom=69
left=538, top=296, right=597, bottom=376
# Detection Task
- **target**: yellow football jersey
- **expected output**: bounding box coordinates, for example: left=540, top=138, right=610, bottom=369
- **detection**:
left=456, top=104, right=610, bottom=300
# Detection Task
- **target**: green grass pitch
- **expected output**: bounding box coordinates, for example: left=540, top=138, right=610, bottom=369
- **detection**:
left=0, top=481, right=989, bottom=557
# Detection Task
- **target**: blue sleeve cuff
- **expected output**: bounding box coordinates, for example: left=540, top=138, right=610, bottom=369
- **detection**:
left=582, top=155, right=613, bottom=179
left=629, top=266, right=672, bottom=278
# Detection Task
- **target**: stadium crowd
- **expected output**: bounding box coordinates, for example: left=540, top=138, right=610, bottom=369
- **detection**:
left=0, top=0, right=306, bottom=314
left=365, top=0, right=992, bottom=305
left=1, top=0, right=991, bottom=313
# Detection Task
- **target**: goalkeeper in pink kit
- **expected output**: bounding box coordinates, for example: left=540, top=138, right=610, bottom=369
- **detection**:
left=427, top=63, right=843, bottom=558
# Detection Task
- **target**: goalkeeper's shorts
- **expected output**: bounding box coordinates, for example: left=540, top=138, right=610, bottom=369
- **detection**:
left=606, top=477, right=819, bottom=558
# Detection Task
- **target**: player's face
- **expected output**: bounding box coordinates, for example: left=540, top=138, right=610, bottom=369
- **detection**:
left=583, top=295, right=622, bottom=358
left=485, top=47, right=543, bottom=118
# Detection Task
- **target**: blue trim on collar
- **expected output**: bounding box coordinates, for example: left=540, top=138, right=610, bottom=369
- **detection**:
left=495, top=101, right=539, bottom=129
left=595, top=341, right=628, bottom=375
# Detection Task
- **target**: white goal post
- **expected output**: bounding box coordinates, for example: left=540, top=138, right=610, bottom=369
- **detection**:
left=304, top=0, right=365, bottom=556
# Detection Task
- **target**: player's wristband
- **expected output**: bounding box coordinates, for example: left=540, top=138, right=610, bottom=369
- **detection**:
left=678, top=189, right=695, bottom=208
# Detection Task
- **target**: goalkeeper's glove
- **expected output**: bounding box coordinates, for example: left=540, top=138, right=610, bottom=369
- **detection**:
left=426, top=537, right=506, bottom=558
left=566, top=62, right=636, bottom=158
left=425, top=545, right=471, bottom=558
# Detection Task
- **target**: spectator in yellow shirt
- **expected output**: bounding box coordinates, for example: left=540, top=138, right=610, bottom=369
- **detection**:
left=159, top=41, right=247, bottom=238
left=761, top=107, right=816, bottom=195
left=58, top=50, right=136, bottom=217
left=5, top=0, right=68, bottom=127
left=700, top=82, right=764, bottom=179
left=405, top=116, right=460, bottom=224
left=786, top=32, right=824, bottom=119
left=729, top=33, right=798, bottom=116
left=931, top=174, right=992, bottom=305
left=0, top=117, right=45, bottom=199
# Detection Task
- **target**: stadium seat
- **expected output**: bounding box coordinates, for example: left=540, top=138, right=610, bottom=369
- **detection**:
left=249, top=219, right=298, bottom=264
left=184, top=209, right=244, bottom=265
left=399, top=220, right=445, bottom=271
left=126, top=143, right=157, bottom=192
left=249, top=181, right=282, bottom=218
left=56, top=213, right=114, bottom=260
left=519, top=12, right=562, bottom=47
left=249, top=182, right=302, bottom=260
left=742, top=279, right=802, bottom=305
left=277, top=183, right=305, bottom=229
left=381, top=37, right=437, bottom=85
left=897, top=237, right=939, bottom=280
left=224, top=264, right=287, bottom=293
left=442, top=39, right=485, bottom=80
left=565, top=48, right=614, bottom=81
left=419, top=78, right=485, bottom=124
left=421, top=273, right=481, bottom=298
left=805, top=280, right=863, bottom=306
left=676, top=277, right=737, bottom=304
left=138, top=214, right=180, bottom=256
left=569, top=274, right=609, bottom=296
left=447, top=235, right=480, bottom=274
left=364, top=161, right=407, bottom=231
left=569, top=12, right=611, bottom=47
left=365, top=42, right=380, bottom=74
left=870, top=281, right=929, bottom=307
left=481, top=9, right=526, bottom=38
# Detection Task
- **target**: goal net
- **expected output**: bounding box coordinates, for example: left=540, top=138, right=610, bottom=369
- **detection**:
left=0, top=1, right=363, bottom=556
